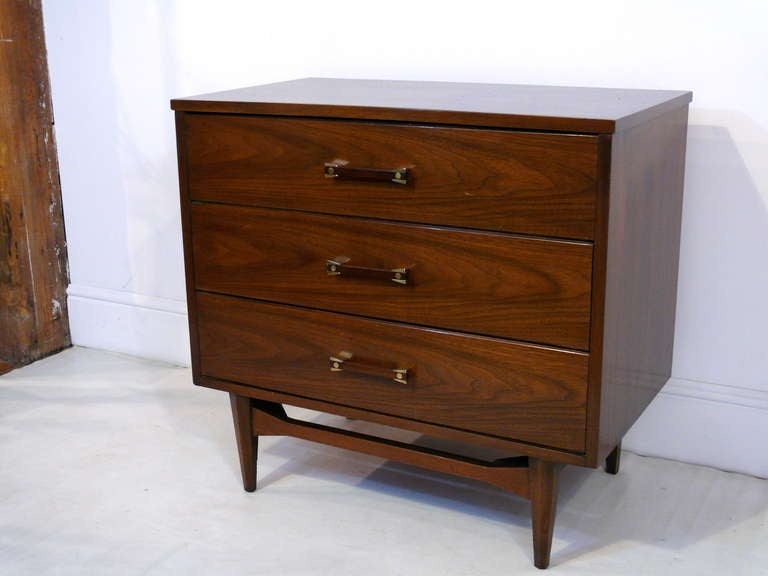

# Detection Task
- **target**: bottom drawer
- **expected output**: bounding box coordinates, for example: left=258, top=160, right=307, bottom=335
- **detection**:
left=196, top=293, right=589, bottom=452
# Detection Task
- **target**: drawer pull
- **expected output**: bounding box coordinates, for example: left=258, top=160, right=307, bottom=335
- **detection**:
left=326, top=256, right=409, bottom=286
left=329, top=351, right=409, bottom=385
left=324, top=162, right=409, bottom=185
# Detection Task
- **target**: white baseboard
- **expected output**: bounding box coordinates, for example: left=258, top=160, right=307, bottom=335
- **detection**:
left=625, top=377, right=768, bottom=478
left=66, top=284, right=191, bottom=366
left=65, top=283, right=768, bottom=478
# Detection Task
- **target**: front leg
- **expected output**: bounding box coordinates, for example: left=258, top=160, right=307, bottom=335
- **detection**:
left=229, top=393, right=258, bottom=492
left=605, top=442, right=622, bottom=475
left=529, top=459, right=559, bottom=569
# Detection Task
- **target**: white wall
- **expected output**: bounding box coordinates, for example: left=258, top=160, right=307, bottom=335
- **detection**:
left=43, top=1, right=768, bottom=477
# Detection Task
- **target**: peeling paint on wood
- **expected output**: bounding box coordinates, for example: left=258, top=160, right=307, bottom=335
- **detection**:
left=51, top=298, right=62, bottom=320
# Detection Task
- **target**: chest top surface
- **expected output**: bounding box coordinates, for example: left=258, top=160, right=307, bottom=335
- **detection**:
left=171, top=77, right=692, bottom=133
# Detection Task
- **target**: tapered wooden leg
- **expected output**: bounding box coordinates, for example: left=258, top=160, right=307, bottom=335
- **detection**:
left=529, top=459, right=559, bottom=569
left=605, top=441, right=621, bottom=475
left=229, top=393, right=257, bottom=492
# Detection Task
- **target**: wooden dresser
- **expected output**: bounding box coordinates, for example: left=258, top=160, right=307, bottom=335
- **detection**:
left=171, top=78, right=691, bottom=569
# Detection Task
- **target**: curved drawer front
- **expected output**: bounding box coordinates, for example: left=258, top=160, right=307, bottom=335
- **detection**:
left=191, top=204, right=593, bottom=350
left=184, top=115, right=598, bottom=239
left=196, top=293, right=589, bottom=452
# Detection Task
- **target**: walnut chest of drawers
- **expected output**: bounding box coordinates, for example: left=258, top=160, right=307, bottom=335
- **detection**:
left=171, top=78, right=691, bottom=569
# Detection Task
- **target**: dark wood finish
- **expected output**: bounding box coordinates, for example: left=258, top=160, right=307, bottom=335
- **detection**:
left=173, top=79, right=691, bottom=569
left=184, top=115, right=598, bottom=239
left=529, top=460, right=559, bottom=569
left=197, top=293, right=589, bottom=452
left=592, top=106, right=689, bottom=465
left=199, top=375, right=590, bottom=466
left=605, top=442, right=621, bottom=475
left=251, top=400, right=532, bottom=497
left=0, top=0, right=70, bottom=367
left=174, top=112, right=202, bottom=376
left=583, top=133, right=613, bottom=462
left=249, top=397, right=562, bottom=567
left=0, top=361, right=14, bottom=376
left=247, top=399, right=570, bottom=565
left=172, top=78, right=692, bottom=134
left=229, top=393, right=257, bottom=492
left=192, top=204, right=593, bottom=350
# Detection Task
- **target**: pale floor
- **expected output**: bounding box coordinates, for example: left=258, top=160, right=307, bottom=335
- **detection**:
left=1, top=347, right=766, bottom=576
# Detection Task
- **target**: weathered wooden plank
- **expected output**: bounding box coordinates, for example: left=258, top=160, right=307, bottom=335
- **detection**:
left=0, top=0, right=70, bottom=367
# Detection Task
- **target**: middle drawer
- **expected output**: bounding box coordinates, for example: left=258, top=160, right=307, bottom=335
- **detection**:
left=191, top=203, right=593, bottom=350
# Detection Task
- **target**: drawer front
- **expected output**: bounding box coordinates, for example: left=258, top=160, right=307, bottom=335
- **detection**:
left=191, top=204, right=593, bottom=350
left=184, top=115, right=598, bottom=239
left=196, top=293, right=589, bottom=452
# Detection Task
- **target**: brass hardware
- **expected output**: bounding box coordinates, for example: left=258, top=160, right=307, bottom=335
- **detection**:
left=326, top=257, right=410, bottom=286
left=329, top=352, right=409, bottom=385
left=391, top=170, right=408, bottom=184
left=323, top=162, right=409, bottom=185
left=326, top=256, right=350, bottom=276
left=329, top=351, right=353, bottom=372
left=329, top=357, right=344, bottom=372
left=391, top=268, right=408, bottom=285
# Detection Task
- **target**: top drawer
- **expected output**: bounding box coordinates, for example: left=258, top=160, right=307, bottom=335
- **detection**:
left=183, top=115, right=598, bottom=239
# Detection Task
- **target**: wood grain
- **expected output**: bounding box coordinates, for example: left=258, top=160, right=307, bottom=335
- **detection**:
left=185, top=115, right=598, bottom=239
left=252, top=400, right=532, bottom=497
left=172, top=78, right=692, bottom=134
left=583, top=134, right=613, bottom=464
left=174, top=78, right=692, bottom=570
left=175, top=112, right=202, bottom=377
left=229, top=393, right=257, bottom=492
left=591, top=106, right=689, bottom=465
left=196, top=293, right=589, bottom=452
left=191, top=204, right=593, bottom=350
left=0, top=0, right=70, bottom=366
left=530, top=460, right=560, bottom=569
left=198, top=375, right=590, bottom=465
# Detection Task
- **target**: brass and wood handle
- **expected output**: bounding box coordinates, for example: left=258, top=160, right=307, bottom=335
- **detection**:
left=324, top=162, right=409, bottom=185
left=329, top=351, right=409, bottom=385
left=326, top=256, right=409, bottom=285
